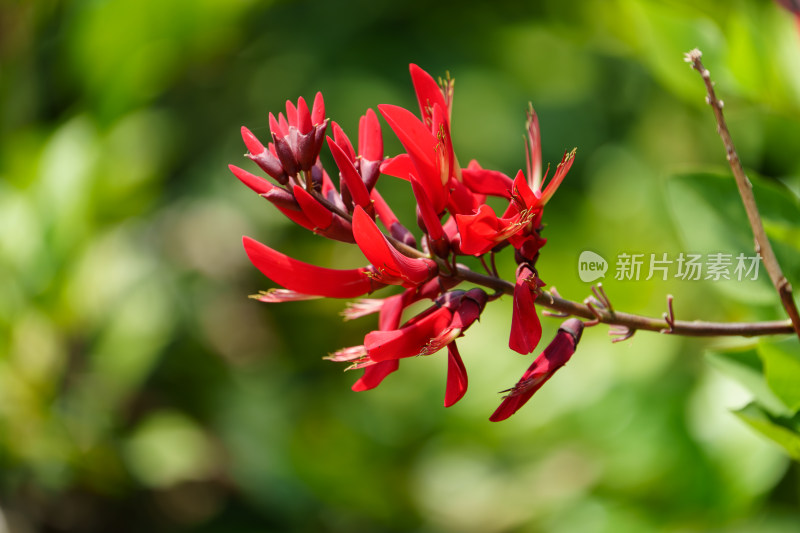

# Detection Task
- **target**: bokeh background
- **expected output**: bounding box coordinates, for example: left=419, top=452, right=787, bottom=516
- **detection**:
left=2, top=0, right=800, bottom=531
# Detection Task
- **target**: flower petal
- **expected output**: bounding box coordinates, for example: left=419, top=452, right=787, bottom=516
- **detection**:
left=509, top=267, right=543, bottom=355
left=243, top=236, right=379, bottom=298
left=379, top=154, right=414, bottom=181
left=444, top=343, right=468, bottom=407
left=229, top=164, right=275, bottom=195
left=292, top=185, right=333, bottom=229
left=490, top=319, right=583, bottom=421
left=352, top=206, right=437, bottom=286
left=352, top=359, right=400, bottom=391
left=328, top=137, right=371, bottom=209
left=359, top=108, right=383, bottom=161
left=365, top=305, right=453, bottom=361
left=410, top=63, right=449, bottom=127
left=378, top=104, right=446, bottom=211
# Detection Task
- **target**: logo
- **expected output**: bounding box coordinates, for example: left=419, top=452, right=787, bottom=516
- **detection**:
left=578, top=251, right=608, bottom=282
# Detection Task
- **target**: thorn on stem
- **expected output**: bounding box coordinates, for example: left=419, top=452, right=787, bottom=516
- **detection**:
left=609, top=325, right=636, bottom=343
left=660, top=294, right=676, bottom=334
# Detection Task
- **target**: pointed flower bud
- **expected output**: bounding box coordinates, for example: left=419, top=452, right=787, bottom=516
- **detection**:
left=490, top=318, right=584, bottom=422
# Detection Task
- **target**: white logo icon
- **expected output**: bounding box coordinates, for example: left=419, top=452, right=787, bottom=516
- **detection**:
left=578, top=251, right=608, bottom=282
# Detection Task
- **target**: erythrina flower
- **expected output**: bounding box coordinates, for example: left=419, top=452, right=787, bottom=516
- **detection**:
left=242, top=236, right=384, bottom=298
left=490, top=318, right=584, bottom=422
left=364, top=288, right=487, bottom=362
left=352, top=206, right=438, bottom=287
left=360, top=288, right=487, bottom=406
left=509, top=264, right=545, bottom=355
left=234, top=63, right=580, bottom=420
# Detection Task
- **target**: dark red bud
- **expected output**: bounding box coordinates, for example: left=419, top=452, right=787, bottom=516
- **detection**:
left=272, top=133, right=299, bottom=176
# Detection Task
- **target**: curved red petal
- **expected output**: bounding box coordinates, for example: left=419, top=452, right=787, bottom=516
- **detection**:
left=455, top=205, right=506, bottom=255
left=292, top=185, right=333, bottom=229
left=352, top=206, right=436, bottom=286
left=461, top=167, right=513, bottom=198
left=365, top=305, right=452, bottom=361
left=243, top=236, right=377, bottom=298
left=311, top=92, right=326, bottom=125
left=378, top=104, right=445, bottom=211
left=285, top=100, right=298, bottom=129
left=379, top=154, right=414, bottom=181
left=241, top=126, right=266, bottom=155
left=411, top=177, right=444, bottom=241
left=444, top=343, right=468, bottom=407
left=328, top=138, right=371, bottom=209
left=296, top=96, right=312, bottom=135
left=538, top=149, right=576, bottom=207
left=229, top=164, right=275, bottom=195
left=410, top=63, right=448, bottom=126
left=359, top=108, right=383, bottom=161
left=512, top=169, right=538, bottom=209
left=331, top=122, right=356, bottom=162
left=352, top=359, right=399, bottom=391
left=509, top=272, right=542, bottom=355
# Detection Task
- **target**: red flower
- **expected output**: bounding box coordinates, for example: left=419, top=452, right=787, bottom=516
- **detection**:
left=365, top=289, right=486, bottom=361
left=509, top=265, right=545, bottom=355
left=352, top=206, right=438, bottom=287
left=235, top=64, right=581, bottom=420
left=490, top=318, right=584, bottom=422
left=362, top=289, right=487, bottom=406
left=242, top=236, right=383, bottom=298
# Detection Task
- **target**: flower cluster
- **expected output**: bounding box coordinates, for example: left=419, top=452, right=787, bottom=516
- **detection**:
left=231, top=64, right=581, bottom=420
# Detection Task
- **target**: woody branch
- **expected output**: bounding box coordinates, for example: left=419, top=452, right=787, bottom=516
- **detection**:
left=685, top=48, right=800, bottom=340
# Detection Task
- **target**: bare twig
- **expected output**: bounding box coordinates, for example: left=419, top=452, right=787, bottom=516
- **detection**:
left=685, top=48, right=800, bottom=340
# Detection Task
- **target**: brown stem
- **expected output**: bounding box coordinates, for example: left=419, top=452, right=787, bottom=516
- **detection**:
left=454, top=265, right=794, bottom=337
left=310, top=172, right=794, bottom=338
left=685, top=49, right=800, bottom=340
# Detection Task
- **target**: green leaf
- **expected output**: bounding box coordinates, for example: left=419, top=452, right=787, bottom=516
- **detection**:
left=758, top=338, right=800, bottom=412
left=705, top=346, right=792, bottom=417
left=734, top=402, right=800, bottom=461
left=666, top=171, right=800, bottom=305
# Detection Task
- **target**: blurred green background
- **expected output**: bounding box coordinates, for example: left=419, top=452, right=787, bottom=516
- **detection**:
left=2, top=0, right=800, bottom=531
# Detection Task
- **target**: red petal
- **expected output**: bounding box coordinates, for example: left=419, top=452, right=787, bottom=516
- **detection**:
left=378, top=292, right=407, bottom=330
left=241, top=126, right=266, bottom=155
left=229, top=164, right=275, bottom=195
left=455, top=205, right=508, bottom=255
left=285, top=100, right=298, bottom=129
left=332, top=122, right=356, bottom=162
left=378, top=104, right=446, bottom=211
left=352, top=206, right=436, bottom=286
left=269, top=112, right=285, bottom=137
left=526, top=106, right=542, bottom=190
left=379, top=154, right=414, bottom=181
left=512, top=169, right=538, bottom=209
left=243, top=236, right=378, bottom=298
left=489, top=390, right=534, bottom=422
left=352, top=359, right=399, bottom=391
left=359, top=108, right=383, bottom=161
left=410, top=63, right=448, bottom=127
left=296, top=97, right=312, bottom=135
left=371, top=189, right=399, bottom=227
left=328, top=137, right=371, bottom=209
left=311, top=92, right=326, bottom=125
left=491, top=319, right=582, bottom=421
left=509, top=270, right=542, bottom=355
left=411, top=177, right=444, bottom=241
left=365, top=305, right=453, bottom=361
left=538, top=149, right=576, bottom=207
left=461, top=166, right=513, bottom=198
left=444, top=343, right=468, bottom=407
left=292, top=185, right=333, bottom=229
